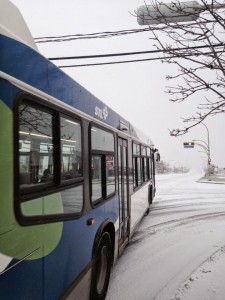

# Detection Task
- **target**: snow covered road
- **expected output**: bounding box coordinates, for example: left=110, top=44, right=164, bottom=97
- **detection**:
left=106, top=172, right=225, bottom=300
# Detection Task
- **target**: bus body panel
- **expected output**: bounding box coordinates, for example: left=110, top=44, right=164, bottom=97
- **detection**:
left=0, top=92, right=119, bottom=298
left=130, top=184, right=150, bottom=236
left=0, top=34, right=132, bottom=135
left=0, top=189, right=119, bottom=299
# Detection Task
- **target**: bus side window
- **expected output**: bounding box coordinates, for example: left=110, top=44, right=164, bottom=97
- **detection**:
left=91, top=126, right=115, bottom=204
left=18, top=101, right=84, bottom=220
left=141, top=146, right=147, bottom=183
left=19, top=103, right=54, bottom=189
left=91, top=155, right=103, bottom=201
left=60, top=116, right=82, bottom=181
left=146, top=147, right=151, bottom=180
left=133, top=143, right=141, bottom=188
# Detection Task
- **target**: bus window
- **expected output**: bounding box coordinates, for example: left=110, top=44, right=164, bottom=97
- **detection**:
left=146, top=147, right=151, bottom=180
left=60, top=117, right=82, bottom=181
left=91, top=155, right=102, bottom=202
left=18, top=104, right=54, bottom=189
left=141, top=146, right=147, bottom=182
left=17, top=102, right=84, bottom=219
left=21, top=185, right=83, bottom=216
left=133, top=143, right=141, bottom=188
left=106, top=155, right=115, bottom=196
left=132, top=143, right=137, bottom=188
left=91, top=126, right=115, bottom=204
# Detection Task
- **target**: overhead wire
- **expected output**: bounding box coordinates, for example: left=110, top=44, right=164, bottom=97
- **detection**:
left=34, top=21, right=224, bottom=68
left=34, top=28, right=150, bottom=43
left=34, top=20, right=216, bottom=43
left=35, top=24, right=224, bottom=68
left=48, top=43, right=224, bottom=61
left=58, top=50, right=224, bottom=68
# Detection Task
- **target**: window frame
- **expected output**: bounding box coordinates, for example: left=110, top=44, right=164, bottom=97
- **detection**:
left=132, top=142, right=141, bottom=189
left=146, top=147, right=152, bottom=180
left=89, top=123, right=116, bottom=206
left=132, top=142, right=151, bottom=191
left=141, top=145, right=147, bottom=183
left=14, top=94, right=85, bottom=225
left=59, top=113, right=83, bottom=187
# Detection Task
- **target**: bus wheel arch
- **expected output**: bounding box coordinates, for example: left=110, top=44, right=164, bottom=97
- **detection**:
left=90, top=221, right=115, bottom=300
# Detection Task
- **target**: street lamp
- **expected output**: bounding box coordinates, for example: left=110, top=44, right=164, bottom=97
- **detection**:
left=192, top=138, right=211, bottom=162
left=192, top=122, right=211, bottom=165
left=137, top=1, right=225, bottom=25
left=201, top=122, right=211, bottom=164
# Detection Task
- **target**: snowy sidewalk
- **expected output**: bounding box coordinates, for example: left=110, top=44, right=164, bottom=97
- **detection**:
left=173, top=246, right=225, bottom=300
left=197, top=175, right=225, bottom=184
left=106, top=173, right=225, bottom=300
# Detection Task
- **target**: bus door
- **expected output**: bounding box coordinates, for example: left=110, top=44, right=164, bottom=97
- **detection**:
left=118, top=137, right=130, bottom=250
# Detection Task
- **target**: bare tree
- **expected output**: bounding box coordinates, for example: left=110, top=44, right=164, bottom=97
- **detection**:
left=136, top=0, right=225, bottom=135
left=155, top=160, right=170, bottom=173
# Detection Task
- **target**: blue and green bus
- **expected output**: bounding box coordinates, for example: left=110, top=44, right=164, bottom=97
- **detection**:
left=0, top=1, right=159, bottom=299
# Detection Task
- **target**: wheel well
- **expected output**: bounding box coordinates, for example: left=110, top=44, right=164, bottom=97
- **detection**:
left=102, top=223, right=115, bottom=264
left=93, top=221, right=115, bottom=265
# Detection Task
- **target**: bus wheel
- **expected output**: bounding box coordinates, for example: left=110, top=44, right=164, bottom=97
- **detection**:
left=148, top=185, right=153, bottom=205
left=91, top=232, right=112, bottom=300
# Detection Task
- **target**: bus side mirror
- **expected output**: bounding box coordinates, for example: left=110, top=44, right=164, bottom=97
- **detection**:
left=155, top=152, right=160, bottom=162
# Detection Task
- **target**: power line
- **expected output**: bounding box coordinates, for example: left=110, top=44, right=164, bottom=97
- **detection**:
left=48, top=43, right=224, bottom=61
left=58, top=50, right=224, bottom=68
left=34, top=28, right=149, bottom=43
left=34, top=21, right=216, bottom=43
left=59, top=56, right=166, bottom=68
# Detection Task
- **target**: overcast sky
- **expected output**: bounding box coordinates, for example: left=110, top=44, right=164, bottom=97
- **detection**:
left=10, top=0, right=225, bottom=169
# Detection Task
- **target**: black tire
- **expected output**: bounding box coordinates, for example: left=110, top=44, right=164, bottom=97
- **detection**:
left=148, top=185, right=153, bottom=205
left=145, top=207, right=150, bottom=215
left=90, top=232, right=112, bottom=300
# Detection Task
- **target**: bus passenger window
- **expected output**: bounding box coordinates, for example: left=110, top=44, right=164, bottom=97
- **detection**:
left=147, top=147, right=151, bottom=180
left=91, top=155, right=102, bottom=202
left=106, top=155, right=115, bottom=196
left=133, top=143, right=141, bottom=188
left=141, top=146, right=146, bottom=182
left=18, top=104, right=54, bottom=189
left=91, top=126, right=115, bottom=204
left=60, top=117, right=82, bottom=181
left=21, top=185, right=83, bottom=217
left=17, top=101, right=84, bottom=221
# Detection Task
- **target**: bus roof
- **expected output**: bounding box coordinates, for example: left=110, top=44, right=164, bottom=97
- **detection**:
left=0, top=0, right=38, bottom=51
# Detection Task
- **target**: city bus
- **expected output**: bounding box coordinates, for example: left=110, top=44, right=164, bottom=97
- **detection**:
left=0, top=1, right=160, bottom=299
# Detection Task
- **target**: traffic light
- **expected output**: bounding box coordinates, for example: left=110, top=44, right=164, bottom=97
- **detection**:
left=183, top=142, right=195, bottom=148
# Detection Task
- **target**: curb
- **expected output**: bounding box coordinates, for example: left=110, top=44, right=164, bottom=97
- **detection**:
left=197, top=179, right=225, bottom=184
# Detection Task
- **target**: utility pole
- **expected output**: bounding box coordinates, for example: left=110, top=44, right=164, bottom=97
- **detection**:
left=201, top=122, right=211, bottom=165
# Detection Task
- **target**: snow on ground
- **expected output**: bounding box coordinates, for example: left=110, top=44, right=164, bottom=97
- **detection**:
left=173, top=246, right=225, bottom=300
left=106, top=171, right=225, bottom=300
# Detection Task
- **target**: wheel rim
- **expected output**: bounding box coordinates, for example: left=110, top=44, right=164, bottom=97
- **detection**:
left=96, top=245, right=108, bottom=294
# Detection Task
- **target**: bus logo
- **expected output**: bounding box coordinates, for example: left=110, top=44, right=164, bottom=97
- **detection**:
left=95, top=105, right=108, bottom=120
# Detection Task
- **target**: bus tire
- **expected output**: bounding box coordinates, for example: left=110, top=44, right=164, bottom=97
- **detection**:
left=148, top=185, right=153, bottom=205
left=90, top=232, right=112, bottom=300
